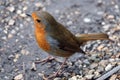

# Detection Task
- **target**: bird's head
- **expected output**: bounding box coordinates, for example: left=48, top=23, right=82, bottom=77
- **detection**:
left=31, top=11, right=58, bottom=32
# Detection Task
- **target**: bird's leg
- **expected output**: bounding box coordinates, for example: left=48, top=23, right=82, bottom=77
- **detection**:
left=35, top=55, right=55, bottom=64
left=47, top=58, right=68, bottom=79
left=54, top=58, right=68, bottom=75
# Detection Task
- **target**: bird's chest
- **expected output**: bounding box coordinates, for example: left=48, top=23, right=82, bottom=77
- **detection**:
left=35, top=29, right=51, bottom=51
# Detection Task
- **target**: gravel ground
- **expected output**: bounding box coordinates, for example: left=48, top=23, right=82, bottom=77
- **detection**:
left=0, top=0, right=120, bottom=80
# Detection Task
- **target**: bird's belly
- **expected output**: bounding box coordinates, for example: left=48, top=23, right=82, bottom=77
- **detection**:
left=49, top=48, right=74, bottom=57
left=46, top=35, right=75, bottom=57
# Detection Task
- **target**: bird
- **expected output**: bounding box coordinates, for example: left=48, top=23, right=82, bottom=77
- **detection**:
left=31, top=11, right=109, bottom=78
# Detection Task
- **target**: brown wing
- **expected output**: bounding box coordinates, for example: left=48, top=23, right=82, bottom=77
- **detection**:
left=50, top=23, right=84, bottom=53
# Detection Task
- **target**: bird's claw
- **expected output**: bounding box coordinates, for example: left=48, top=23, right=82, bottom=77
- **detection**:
left=35, top=56, right=55, bottom=64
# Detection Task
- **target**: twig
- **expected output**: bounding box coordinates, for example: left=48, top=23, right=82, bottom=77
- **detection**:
left=96, top=65, right=120, bottom=80
left=23, top=62, right=26, bottom=80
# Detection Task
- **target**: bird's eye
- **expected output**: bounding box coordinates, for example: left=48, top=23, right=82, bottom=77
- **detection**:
left=36, top=19, right=41, bottom=23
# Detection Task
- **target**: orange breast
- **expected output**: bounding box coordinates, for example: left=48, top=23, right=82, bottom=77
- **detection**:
left=35, top=25, right=50, bottom=52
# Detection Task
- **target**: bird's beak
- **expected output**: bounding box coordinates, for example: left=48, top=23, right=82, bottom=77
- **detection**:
left=26, top=14, right=32, bottom=17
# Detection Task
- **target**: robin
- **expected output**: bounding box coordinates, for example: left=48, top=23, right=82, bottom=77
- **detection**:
left=31, top=11, right=109, bottom=79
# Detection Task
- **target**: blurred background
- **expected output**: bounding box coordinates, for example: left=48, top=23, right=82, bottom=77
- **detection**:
left=0, top=0, right=120, bottom=80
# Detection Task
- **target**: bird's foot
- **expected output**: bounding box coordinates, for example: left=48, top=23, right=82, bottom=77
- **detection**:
left=43, top=58, right=67, bottom=79
left=43, top=70, right=62, bottom=80
left=35, top=56, right=55, bottom=64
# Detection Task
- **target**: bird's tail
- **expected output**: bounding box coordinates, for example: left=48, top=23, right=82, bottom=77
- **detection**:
left=76, top=33, right=109, bottom=45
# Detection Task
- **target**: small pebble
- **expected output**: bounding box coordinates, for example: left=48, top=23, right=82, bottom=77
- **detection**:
left=83, top=17, right=91, bottom=23
left=26, top=17, right=31, bottom=21
left=111, top=62, right=117, bottom=66
left=67, top=15, right=70, bottom=18
left=116, top=53, right=120, bottom=58
left=5, top=25, right=9, bottom=30
left=3, top=30, right=8, bottom=34
left=55, top=10, right=60, bottom=14
left=109, top=58, right=115, bottom=62
left=4, top=76, right=9, bottom=79
left=97, top=0, right=103, bottom=6
left=21, top=49, right=29, bottom=55
left=90, top=63, right=98, bottom=69
left=14, top=74, right=23, bottom=80
left=102, top=24, right=110, bottom=31
left=105, top=64, right=113, bottom=71
left=114, top=5, right=119, bottom=9
left=42, top=7, right=46, bottom=11
left=31, top=62, right=37, bottom=71
left=67, top=61, right=73, bottom=66
left=8, top=54, right=14, bottom=60
left=8, top=19, right=15, bottom=25
left=109, top=35, right=118, bottom=41
left=110, top=74, right=117, bottom=80
left=88, top=70, right=95, bottom=74
left=1, top=19, right=4, bottom=23
left=13, top=54, right=21, bottom=62
left=54, top=78, right=62, bottom=80
left=58, top=15, right=64, bottom=20
left=7, top=6, right=15, bottom=12
left=85, top=74, right=94, bottom=79
left=15, top=27, right=19, bottom=31
left=69, top=75, right=82, bottom=80
left=20, top=13, right=27, bottom=18
left=35, top=2, right=43, bottom=7
left=23, top=6, right=28, bottom=11
left=97, top=45, right=104, bottom=51
left=83, top=59, right=90, bottom=64
left=11, top=30, right=16, bottom=34
left=111, top=0, right=115, bottom=5
left=66, top=21, right=73, bottom=26
left=97, top=66, right=104, bottom=72
left=69, top=76, right=76, bottom=80
left=74, top=11, right=80, bottom=15
left=99, top=60, right=108, bottom=67
left=75, top=60, right=82, bottom=68
left=16, top=10, right=22, bottom=14
left=20, top=35, right=24, bottom=39
left=97, top=11, right=104, bottom=15
left=0, top=68, right=4, bottom=73
left=101, top=21, right=106, bottom=25
left=107, top=15, right=114, bottom=20
left=8, top=34, right=13, bottom=39
left=19, top=24, right=24, bottom=29
left=15, top=39, right=19, bottom=42
left=90, top=53, right=100, bottom=62
left=1, top=36, right=7, bottom=40
left=38, top=73, right=44, bottom=77
left=94, top=71, right=101, bottom=78
left=112, top=26, right=120, bottom=32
